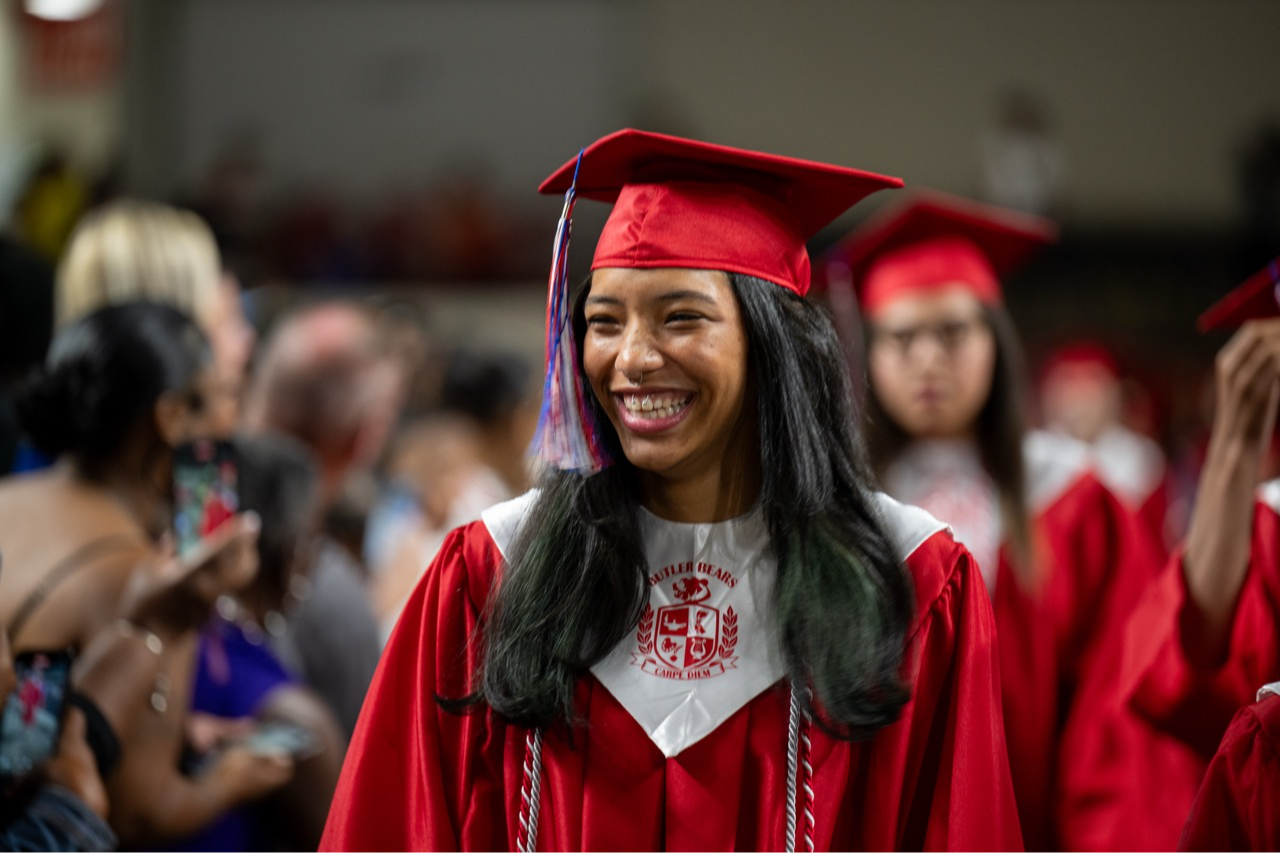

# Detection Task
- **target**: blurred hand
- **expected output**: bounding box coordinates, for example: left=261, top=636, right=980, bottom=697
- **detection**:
left=117, top=512, right=261, bottom=641
left=186, top=712, right=256, bottom=755
left=210, top=743, right=294, bottom=806
left=42, top=708, right=109, bottom=820
left=1182, top=317, right=1280, bottom=667
left=1210, top=318, right=1280, bottom=450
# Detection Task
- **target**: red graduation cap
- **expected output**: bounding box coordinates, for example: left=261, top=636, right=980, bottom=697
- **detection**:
left=823, top=190, right=1058, bottom=314
left=538, top=128, right=903, bottom=296
left=1197, top=258, right=1280, bottom=332
left=1039, top=341, right=1120, bottom=380
left=529, top=129, right=901, bottom=474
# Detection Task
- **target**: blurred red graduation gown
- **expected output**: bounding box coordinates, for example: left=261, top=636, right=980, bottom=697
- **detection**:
left=895, top=434, right=1163, bottom=849
left=1179, top=690, right=1280, bottom=851
left=996, top=463, right=1164, bottom=850
left=320, top=502, right=1022, bottom=851
left=1059, top=483, right=1280, bottom=850
left=1122, top=486, right=1280, bottom=753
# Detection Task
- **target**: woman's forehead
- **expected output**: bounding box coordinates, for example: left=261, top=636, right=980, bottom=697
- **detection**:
left=866, top=284, right=985, bottom=327
left=587, top=267, right=733, bottom=302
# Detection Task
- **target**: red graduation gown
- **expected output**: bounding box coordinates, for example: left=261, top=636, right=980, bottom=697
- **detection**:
left=1121, top=487, right=1280, bottom=754
left=1064, top=484, right=1280, bottom=850
left=992, top=463, right=1164, bottom=851
left=320, top=508, right=1022, bottom=851
left=1179, top=692, right=1280, bottom=851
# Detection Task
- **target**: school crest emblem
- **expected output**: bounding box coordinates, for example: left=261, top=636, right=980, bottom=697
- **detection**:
left=633, top=573, right=739, bottom=680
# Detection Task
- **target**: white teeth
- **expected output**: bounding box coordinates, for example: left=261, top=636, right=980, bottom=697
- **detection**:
left=621, top=394, right=690, bottom=420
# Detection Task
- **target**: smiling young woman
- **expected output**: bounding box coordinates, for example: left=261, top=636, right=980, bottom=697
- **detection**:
left=321, top=131, right=1021, bottom=852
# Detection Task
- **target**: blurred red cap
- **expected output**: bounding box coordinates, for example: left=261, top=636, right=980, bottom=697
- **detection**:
left=820, top=190, right=1057, bottom=314
left=1197, top=258, right=1280, bottom=332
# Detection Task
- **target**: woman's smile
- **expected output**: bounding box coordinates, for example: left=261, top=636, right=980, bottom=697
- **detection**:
left=613, top=390, right=696, bottom=432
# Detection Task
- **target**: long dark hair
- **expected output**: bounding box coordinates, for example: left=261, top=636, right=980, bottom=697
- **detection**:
left=476, top=273, right=915, bottom=739
left=13, top=301, right=211, bottom=468
left=863, top=303, right=1032, bottom=575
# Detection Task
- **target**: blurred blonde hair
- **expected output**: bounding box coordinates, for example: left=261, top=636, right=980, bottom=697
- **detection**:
left=56, top=199, right=222, bottom=329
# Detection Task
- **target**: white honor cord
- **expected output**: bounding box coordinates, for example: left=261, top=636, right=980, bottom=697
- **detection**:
left=785, top=681, right=816, bottom=852
left=517, top=729, right=544, bottom=853
left=518, top=691, right=815, bottom=852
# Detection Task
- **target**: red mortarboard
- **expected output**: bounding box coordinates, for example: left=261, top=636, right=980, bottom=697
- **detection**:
left=1038, top=341, right=1120, bottom=385
left=538, top=128, right=903, bottom=296
left=1197, top=258, right=1280, bottom=332
left=823, top=190, right=1058, bottom=314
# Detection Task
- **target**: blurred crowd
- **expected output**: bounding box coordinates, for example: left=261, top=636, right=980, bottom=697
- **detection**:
left=9, top=140, right=549, bottom=286
left=0, top=193, right=538, bottom=850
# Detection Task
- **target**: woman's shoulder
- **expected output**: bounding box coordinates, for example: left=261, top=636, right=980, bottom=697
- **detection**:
left=1022, top=429, right=1097, bottom=515
left=870, top=491, right=972, bottom=621
left=408, top=493, right=533, bottom=613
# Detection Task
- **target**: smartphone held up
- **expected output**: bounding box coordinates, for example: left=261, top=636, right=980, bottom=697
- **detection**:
left=173, top=439, right=239, bottom=557
left=0, top=650, right=73, bottom=782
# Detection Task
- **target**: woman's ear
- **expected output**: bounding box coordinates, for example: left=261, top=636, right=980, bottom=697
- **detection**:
left=153, top=391, right=190, bottom=447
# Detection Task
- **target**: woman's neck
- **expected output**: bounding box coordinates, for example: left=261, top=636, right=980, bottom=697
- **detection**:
left=67, top=448, right=168, bottom=542
left=638, top=453, right=761, bottom=524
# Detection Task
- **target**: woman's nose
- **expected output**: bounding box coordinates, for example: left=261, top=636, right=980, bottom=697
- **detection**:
left=616, top=322, right=662, bottom=377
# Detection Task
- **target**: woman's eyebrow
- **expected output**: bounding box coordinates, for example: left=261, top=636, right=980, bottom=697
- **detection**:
left=584, top=295, right=622, bottom=306
left=655, top=290, right=717, bottom=304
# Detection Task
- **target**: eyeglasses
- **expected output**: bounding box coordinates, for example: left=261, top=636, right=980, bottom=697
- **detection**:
left=870, top=317, right=990, bottom=359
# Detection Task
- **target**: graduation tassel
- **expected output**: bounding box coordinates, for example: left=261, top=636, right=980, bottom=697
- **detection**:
left=528, top=149, right=613, bottom=474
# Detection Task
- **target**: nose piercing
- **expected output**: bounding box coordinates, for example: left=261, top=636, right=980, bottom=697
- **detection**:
left=627, top=372, right=644, bottom=386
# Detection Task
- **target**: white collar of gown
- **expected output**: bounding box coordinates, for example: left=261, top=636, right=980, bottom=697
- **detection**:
left=482, top=490, right=945, bottom=758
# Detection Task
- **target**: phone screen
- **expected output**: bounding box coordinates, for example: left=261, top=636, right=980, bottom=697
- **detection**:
left=173, top=439, right=239, bottom=557
left=241, top=720, right=322, bottom=760
left=0, top=650, right=73, bottom=780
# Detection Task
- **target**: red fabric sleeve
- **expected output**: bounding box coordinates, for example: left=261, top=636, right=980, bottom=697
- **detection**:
left=1120, top=501, right=1280, bottom=757
left=856, top=530, right=1023, bottom=852
left=1180, top=696, right=1280, bottom=851
left=319, top=521, right=500, bottom=852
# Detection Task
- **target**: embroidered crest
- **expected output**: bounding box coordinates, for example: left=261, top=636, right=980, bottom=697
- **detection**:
left=633, top=566, right=739, bottom=680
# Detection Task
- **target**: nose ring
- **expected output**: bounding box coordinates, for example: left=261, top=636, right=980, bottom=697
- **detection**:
left=627, top=371, right=644, bottom=386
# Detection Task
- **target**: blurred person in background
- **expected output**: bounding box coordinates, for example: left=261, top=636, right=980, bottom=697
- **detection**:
left=1, top=507, right=281, bottom=852
left=368, top=348, right=536, bottom=638
left=367, top=414, right=482, bottom=640
left=829, top=191, right=1165, bottom=849
left=13, top=147, right=88, bottom=264
left=438, top=348, right=538, bottom=499
left=1038, top=342, right=1172, bottom=551
left=0, top=303, right=290, bottom=846
left=174, top=433, right=343, bottom=852
left=1110, top=258, right=1280, bottom=849
left=243, top=301, right=403, bottom=740
left=0, top=236, right=55, bottom=474
left=56, top=199, right=256, bottom=437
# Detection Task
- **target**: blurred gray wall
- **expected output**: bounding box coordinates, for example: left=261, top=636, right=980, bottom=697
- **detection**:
left=118, top=0, right=1280, bottom=228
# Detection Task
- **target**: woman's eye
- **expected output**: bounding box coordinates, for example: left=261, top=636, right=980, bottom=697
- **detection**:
left=585, top=314, right=619, bottom=327
left=666, top=312, right=703, bottom=323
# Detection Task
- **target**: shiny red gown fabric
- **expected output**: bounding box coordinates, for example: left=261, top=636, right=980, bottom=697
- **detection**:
left=1122, top=499, right=1280, bottom=754
left=1179, top=693, right=1280, bottom=851
left=992, top=471, right=1164, bottom=850
left=320, top=520, right=1022, bottom=851
left=1073, top=497, right=1280, bottom=850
